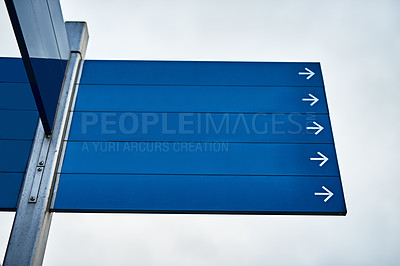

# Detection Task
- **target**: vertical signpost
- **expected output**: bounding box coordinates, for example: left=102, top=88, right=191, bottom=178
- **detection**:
left=2, top=16, right=88, bottom=266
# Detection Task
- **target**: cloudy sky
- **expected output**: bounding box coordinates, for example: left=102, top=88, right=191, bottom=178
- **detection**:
left=1, top=0, right=400, bottom=265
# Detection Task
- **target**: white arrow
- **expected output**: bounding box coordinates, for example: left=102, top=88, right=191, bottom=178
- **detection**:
left=298, top=67, right=315, bottom=80
left=314, top=186, right=334, bottom=202
left=310, top=152, right=328, bottom=166
left=302, top=94, right=319, bottom=106
left=306, top=121, right=324, bottom=135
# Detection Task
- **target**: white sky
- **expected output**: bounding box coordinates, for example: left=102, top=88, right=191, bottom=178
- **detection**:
left=1, top=0, right=400, bottom=265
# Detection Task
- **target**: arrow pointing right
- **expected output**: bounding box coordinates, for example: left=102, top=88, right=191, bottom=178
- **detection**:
left=302, top=94, right=319, bottom=106
left=310, top=152, right=329, bottom=167
left=306, top=121, right=324, bottom=135
left=314, top=186, right=334, bottom=202
left=298, top=67, right=315, bottom=80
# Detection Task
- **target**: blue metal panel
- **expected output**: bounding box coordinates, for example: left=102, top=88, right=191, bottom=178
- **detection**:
left=80, top=60, right=323, bottom=86
left=53, top=174, right=346, bottom=215
left=0, top=83, right=37, bottom=110
left=0, top=140, right=33, bottom=173
left=75, top=85, right=327, bottom=114
left=0, top=110, right=38, bottom=140
left=61, top=142, right=338, bottom=176
left=5, top=0, right=70, bottom=134
left=54, top=60, right=346, bottom=215
left=0, top=173, right=24, bottom=209
left=0, top=57, right=38, bottom=210
left=69, top=112, right=333, bottom=143
left=0, top=57, right=29, bottom=82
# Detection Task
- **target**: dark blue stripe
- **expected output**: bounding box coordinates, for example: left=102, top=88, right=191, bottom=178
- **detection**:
left=75, top=85, right=328, bottom=113
left=0, top=110, right=38, bottom=140
left=0, top=173, right=24, bottom=210
left=0, top=140, right=33, bottom=172
left=0, top=83, right=37, bottom=110
left=69, top=112, right=333, bottom=143
left=53, top=174, right=346, bottom=214
left=80, top=60, right=323, bottom=86
left=61, top=142, right=339, bottom=176
left=0, top=57, right=29, bottom=83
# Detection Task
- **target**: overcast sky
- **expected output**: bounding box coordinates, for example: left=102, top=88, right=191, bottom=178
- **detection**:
left=1, top=0, right=400, bottom=265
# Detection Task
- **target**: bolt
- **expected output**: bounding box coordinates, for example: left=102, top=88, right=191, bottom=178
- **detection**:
left=37, top=167, right=43, bottom=172
left=30, top=196, right=36, bottom=201
left=39, top=161, right=44, bottom=166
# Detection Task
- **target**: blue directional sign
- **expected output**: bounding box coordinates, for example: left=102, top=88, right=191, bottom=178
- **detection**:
left=5, top=0, right=70, bottom=134
left=0, top=58, right=39, bottom=210
left=53, top=60, right=346, bottom=215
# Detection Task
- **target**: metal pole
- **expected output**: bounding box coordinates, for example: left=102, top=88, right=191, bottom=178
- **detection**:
left=3, top=22, right=88, bottom=266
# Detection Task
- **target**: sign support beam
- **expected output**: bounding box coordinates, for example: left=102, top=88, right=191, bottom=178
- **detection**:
left=3, top=22, right=88, bottom=266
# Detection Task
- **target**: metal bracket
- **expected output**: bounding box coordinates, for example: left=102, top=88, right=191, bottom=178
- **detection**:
left=28, top=137, right=50, bottom=203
